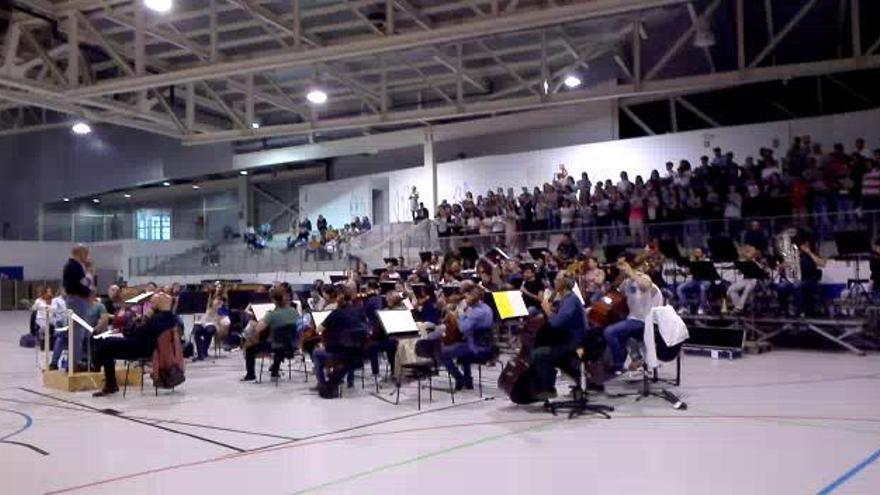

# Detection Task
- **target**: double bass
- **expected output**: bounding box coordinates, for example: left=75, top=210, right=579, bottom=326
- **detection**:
left=497, top=312, right=546, bottom=404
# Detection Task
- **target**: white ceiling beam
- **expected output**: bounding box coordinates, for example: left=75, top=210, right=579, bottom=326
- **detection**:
left=183, top=53, right=880, bottom=145
left=686, top=1, right=715, bottom=72
left=65, top=0, right=691, bottom=99
left=645, top=0, right=722, bottom=80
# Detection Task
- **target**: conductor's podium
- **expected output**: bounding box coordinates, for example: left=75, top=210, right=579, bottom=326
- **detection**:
left=43, top=367, right=144, bottom=392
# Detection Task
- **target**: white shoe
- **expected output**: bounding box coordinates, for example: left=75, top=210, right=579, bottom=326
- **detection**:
left=622, top=370, right=644, bottom=382
left=697, top=307, right=706, bottom=315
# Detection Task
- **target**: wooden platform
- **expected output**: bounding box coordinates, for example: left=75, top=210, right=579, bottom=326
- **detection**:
left=43, top=367, right=145, bottom=392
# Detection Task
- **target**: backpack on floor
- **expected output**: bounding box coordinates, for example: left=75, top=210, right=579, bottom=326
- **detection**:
left=19, top=334, right=37, bottom=348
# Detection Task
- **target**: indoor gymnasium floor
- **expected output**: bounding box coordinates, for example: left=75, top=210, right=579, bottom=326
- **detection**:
left=1, top=310, right=879, bottom=495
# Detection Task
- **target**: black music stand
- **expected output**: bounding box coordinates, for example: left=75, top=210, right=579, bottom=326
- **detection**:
left=176, top=292, right=209, bottom=315
left=834, top=230, right=872, bottom=296
left=458, top=246, right=479, bottom=263
left=329, top=275, right=347, bottom=284
left=419, top=251, right=433, bottom=263
left=380, top=281, right=397, bottom=295
left=734, top=261, right=768, bottom=280
left=690, top=261, right=721, bottom=282
left=708, top=237, right=738, bottom=263
left=250, top=292, right=271, bottom=305
left=528, top=247, right=550, bottom=261
left=659, top=239, right=683, bottom=263
left=603, top=245, right=629, bottom=264
left=227, top=291, right=252, bottom=311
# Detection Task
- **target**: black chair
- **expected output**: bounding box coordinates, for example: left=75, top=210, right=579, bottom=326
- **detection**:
left=257, top=323, right=298, bottom=385
left=123, top=357, right=155, bottom=398
left=612, top=323, right=687, bottom=410
left=396, top=338, right=456, bottom=410
left=471, top=345, right=501, bottom=398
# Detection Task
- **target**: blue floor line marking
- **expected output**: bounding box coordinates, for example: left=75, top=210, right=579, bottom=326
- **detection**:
left=0, top=408, right=33, bottom=441
left=818, top=447, right=880, bottom=494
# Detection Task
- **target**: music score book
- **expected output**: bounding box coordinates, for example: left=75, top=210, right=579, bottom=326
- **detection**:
left=492, top=291, right=529, bottom=320
left=572, top=282, right=586, bottom=306
left=248, top=303, right=276, bottom=321
left=311, top=311, right=331, bottom=333
left=377, top=310, right=420, bottom=334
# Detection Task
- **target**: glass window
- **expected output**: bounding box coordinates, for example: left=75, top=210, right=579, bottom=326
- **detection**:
left=136, top=209, right=172, bottom=240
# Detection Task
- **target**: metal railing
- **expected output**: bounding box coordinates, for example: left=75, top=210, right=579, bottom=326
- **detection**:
left=128, top=242, right=358, bottom=278
left=387, top=208, right=880, bottom=265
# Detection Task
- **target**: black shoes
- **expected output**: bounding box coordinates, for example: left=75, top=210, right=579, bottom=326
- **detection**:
left=92, top=386, right=119, bottom=397
left=240, top=375, right=256, bottom=382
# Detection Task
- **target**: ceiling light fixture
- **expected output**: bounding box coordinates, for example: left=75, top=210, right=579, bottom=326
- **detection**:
left=162, top=181, right=171, bottom=187
left=251, top=122, right=260, bottom=129
left=124, top=193, right=132, bottom=198
left=62, top=197, right=70, bottom=203
left=563, top=75, right=582, bottom=88
left=239, top=170, right=249, bottom=176
left=306, top=88, right=328, bottom=104
left=192, top=184, right=201, bottom=190
left=542, top=80, right=549, bottom=95
left=71, top=121, right=92, bottom=135
left=144, top=0, right=173, bottom=13
left=92, top=198, right=101, bottom=204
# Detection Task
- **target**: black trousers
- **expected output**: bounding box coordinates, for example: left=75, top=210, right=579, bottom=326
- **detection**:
left=94, top=337, right=153, bottom=390
left=244, top=341, right=284, bottom=377
left=530, top=345, right=580, bottom=394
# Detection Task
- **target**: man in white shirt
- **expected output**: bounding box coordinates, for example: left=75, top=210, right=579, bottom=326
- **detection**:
left=603, top=259, right=663, bottom=375
left=409, top=186, right=420, bottom=221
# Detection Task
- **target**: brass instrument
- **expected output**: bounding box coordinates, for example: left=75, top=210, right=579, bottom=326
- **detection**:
left=774, top=228, right=801, bottom=281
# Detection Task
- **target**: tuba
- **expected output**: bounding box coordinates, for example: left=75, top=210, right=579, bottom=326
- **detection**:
left=775, top=228, right=801, bottom=281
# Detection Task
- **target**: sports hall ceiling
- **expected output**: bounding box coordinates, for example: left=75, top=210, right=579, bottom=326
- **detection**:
left=0, top=0, right=878, bottom=146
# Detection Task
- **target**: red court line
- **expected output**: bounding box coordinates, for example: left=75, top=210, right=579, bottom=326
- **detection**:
left=45, top=413, right=880, bottom=494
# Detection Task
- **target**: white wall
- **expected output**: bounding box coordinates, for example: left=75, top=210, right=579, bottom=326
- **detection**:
left=304, top=107, right=880, bottom=225
left=0, top=239, right=203, bottom=281
left=297, top=175, right=381, bottom=230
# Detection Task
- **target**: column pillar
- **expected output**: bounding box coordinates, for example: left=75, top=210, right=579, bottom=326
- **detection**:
left=424, top=127, right=438, bottom=217
left=238, top=175, right=253, bottom=233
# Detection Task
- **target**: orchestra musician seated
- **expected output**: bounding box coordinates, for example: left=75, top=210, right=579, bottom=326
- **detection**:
left=312, top=287, right=370, bottom=398
left=532, top=275, right=587, bottom=400
left=676, top=248, right=711, bottom=315
left=440, top=286, right=494, bottom=391
left=520, top=264, right=547, bottom=315
left=366, top=291, right=405, bottom=380
left=241, top=289, right=299, bottom=382
left=92, top=292, right=178, bottom=397
left=192, top=295, right=230, bottom=361
left=603, top=259, right=663, bottom=377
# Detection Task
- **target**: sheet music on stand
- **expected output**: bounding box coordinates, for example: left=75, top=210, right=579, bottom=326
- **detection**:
left=311, top=311, right=332, bottom=333
left=377, top=310, right=420, bottom=335
left=402, top=298, right=415, bottom=311
left=491, top=291, right=529, bottom=320
left=248, top=303, right=276, bottom=321
left=125, top=291, right=154, bottom=304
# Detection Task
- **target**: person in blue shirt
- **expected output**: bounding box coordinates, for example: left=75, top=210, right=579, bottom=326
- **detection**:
left=440, top=286, right=494, bottom=390
left=531, top=275, right=588, bottom=400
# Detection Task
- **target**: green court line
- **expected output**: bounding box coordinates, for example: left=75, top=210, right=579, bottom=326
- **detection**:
left=290, top=418, right=561, bottom=494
